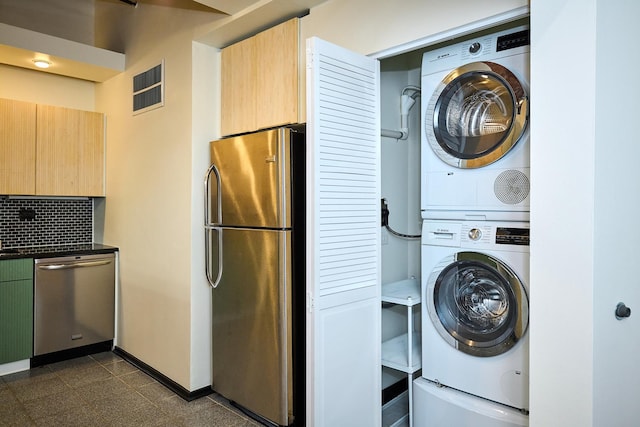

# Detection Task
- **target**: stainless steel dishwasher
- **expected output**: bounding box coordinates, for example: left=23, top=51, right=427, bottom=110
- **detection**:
left=34, top=253, right=116, bottom=356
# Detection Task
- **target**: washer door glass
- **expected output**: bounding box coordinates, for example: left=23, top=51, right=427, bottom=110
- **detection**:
left=426, top=61, right=528, bottom=169
left=429, top=251, right=528, bottom=357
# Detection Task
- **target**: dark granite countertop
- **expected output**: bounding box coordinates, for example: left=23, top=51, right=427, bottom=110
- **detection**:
left=0, top=243, right=118, bottom=260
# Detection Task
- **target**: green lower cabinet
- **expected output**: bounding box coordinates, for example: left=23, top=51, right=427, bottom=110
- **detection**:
left=0, top=259, right=33, bottom=364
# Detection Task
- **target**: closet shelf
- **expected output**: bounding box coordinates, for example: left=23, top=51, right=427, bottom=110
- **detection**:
left=382, top=332, right=421, bottom=373
left=381, top=277, right=421, bottom=426
left=382, top=278, right=420, bottom=306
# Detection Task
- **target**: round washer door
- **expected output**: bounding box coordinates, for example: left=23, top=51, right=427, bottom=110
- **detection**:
left=425, top=61, right=529, bottom=169
left=426, top=251, right=529, bottom=357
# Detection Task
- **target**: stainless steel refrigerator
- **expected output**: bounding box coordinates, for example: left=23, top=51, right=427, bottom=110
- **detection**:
left=204, top=126, right=305, bottom=427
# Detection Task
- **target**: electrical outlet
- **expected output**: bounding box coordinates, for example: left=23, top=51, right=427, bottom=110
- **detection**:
left=19, top=208, right=36, bottom=221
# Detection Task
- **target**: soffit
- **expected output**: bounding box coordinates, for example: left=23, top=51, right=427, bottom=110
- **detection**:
left=0, top=23, right=125, bottom=82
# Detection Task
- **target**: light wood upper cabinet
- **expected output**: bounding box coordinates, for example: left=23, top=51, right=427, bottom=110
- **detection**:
left=221, top=18, right=300, bottom=136
left=255, top=18, right=299, bottom=131
left=0, top=99, right=105, bottom=197
left=221, top=36, right=257, bottom=136
left=0, top=99, right=37, bottom=195
left=76, top=110, right=105, bottom=196
left=36, top=105, right=105, bottom=196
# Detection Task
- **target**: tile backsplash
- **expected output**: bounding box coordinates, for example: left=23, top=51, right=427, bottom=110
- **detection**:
left=0, top=198, right=92, bottom=248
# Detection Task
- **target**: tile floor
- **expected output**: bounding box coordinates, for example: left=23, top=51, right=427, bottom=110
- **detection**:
left=0, top=352, right=262, bottom=427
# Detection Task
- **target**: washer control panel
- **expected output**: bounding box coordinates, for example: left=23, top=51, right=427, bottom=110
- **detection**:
left=423, top=220, right=530, bottom=250
left=468, top=42, right=482, bottom=55
left=496, top=226, right=530, bottom=246
left=461, top=224, right=492, bottom=244
left=468, top=227, right=483, bottom=241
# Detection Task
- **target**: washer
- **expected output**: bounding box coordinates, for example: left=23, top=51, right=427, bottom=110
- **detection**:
left=421, top=25, right=530, bottom=221
left=413, top=378, right=529, bottom=427
left=421, top=219, right=529, bottom=410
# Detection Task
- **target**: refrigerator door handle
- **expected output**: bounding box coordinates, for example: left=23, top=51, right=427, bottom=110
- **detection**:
left=204, top=163, right=222, bottom=226
left=205, top=163, right=223, bottom=288
left=205, top=227, right=223, bottom=288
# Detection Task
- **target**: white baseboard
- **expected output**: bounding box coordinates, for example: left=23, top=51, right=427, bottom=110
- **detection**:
left=0, top=359, right=30, bottom=376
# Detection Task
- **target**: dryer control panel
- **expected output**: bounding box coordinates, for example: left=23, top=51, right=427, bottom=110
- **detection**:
left=497, top=29, right=530, bottom=52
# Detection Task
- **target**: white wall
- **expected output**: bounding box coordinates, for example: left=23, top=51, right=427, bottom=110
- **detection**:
left=379, top=56, right=422, bottom=382
left=380, top=56, right=421, bottom=285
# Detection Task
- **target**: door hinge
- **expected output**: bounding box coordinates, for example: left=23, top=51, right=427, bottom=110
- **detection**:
left=307, top=291, right=314, bottom=313
left=306, top=49, right=313, bottom=69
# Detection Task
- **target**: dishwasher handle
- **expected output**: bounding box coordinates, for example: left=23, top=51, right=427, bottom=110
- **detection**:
left=37, top=259, right=113, bottom=270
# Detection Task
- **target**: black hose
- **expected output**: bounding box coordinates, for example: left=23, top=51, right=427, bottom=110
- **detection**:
left=384, top=224, right=421, bottom=240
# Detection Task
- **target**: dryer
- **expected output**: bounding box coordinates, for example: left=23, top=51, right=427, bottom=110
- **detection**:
left=421, top=219, right=529, bottom=410
left=421, top=25, right=530, bottom=221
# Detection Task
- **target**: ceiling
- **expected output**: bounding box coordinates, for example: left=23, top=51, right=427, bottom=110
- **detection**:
left=0, top=0, right=324, bottom=81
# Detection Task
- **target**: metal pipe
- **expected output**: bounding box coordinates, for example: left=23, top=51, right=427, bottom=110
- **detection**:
left=381, top=128, right=406, bottom=140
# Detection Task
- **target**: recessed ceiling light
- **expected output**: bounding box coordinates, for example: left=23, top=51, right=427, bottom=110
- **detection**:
left=33, top=59, right=51, bottom=69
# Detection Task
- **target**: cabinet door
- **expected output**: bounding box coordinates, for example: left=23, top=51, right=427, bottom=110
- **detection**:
left=221, top=36, right=256, bottom=136
left=77, top=110, right=105, bottom=196
left=221, top=18, right=300, bottom=136
left=0, top=98, right=36, bottom=195
left=0, top=259, right=34, bottom=364
left=36, top=105, right=105, bottom=196
left=255, top=18, right=299, bottom=130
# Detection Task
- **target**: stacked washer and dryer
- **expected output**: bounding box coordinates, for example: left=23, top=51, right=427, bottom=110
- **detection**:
left=414, top=25, right=531, bottom=426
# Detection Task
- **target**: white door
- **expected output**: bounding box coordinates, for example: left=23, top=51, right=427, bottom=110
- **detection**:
left=306, top=37, right=381, bottom=427
left=531, top=1, right=640, bottom=425
left=592, top=1, right=640, bottom=425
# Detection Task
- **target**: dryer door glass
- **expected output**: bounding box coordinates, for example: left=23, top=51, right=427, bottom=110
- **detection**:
left=427, top=61, right=528, bottom=169
left=430, top=251, right=528, bottom=357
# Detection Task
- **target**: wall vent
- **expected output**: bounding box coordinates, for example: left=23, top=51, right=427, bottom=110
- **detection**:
left=133, top=60, right=164, bottom=115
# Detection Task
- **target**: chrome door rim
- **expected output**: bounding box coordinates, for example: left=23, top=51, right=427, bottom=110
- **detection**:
left=425, top=61, right=529, bottom=169
left=426, top=251, right=529, bottom=357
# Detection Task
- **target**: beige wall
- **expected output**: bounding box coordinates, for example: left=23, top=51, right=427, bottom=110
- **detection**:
left=189, top=40, right=219, bottom=389
left=95, top=4, right=217, bottom=390
left=0, top=64, right=95, bottom=109
left=302, top=0, right=528, bottom=56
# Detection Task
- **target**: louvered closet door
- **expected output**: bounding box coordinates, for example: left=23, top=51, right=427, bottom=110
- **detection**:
left=306, top=37, right=381, bottom=427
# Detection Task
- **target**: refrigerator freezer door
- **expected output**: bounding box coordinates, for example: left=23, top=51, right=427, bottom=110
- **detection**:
left=208, top=128, right=292, bottom=229
left=211, top=227, right=293, bottom=425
